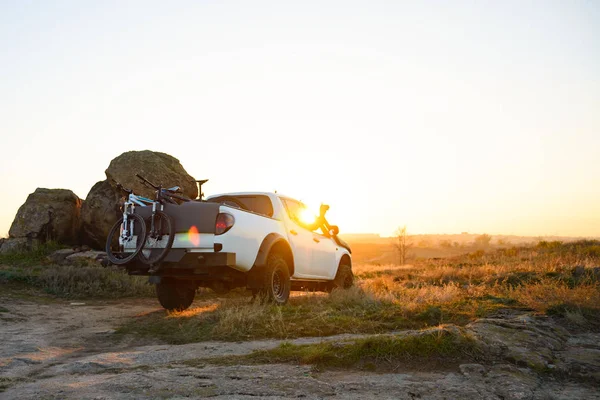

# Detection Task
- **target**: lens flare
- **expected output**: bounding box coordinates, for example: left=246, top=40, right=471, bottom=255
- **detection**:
left=299, top=208, right=317, bottom=225
left=187, top=225, right=200, bottom=246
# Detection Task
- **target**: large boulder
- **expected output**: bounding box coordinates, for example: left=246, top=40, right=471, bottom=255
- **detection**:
left=81, top=150, right=198, bottom=249
left=105, top=150, right=198, bottom=200
left=6, top=188, right=82, bottom=248
left=80, top=180, right=122, bottom=249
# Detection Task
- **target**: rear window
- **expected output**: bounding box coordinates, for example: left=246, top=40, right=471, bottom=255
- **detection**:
left=208, top=195, right=274, bottom=218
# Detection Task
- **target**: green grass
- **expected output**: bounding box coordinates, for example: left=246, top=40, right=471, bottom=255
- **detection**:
left=0, top=242, right=154, bottom=299
left=0, top=264, right=154, bottom=298
left=187, top=327, right=483, bottom=372
left=0, top=241, right=63, bottom=266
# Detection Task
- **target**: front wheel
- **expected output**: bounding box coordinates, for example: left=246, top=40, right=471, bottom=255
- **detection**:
left=105, top=213, right=147, bottom=265
left=331, top=263, right=354, bottom=290
left=260, top=253, right=291, bottom=305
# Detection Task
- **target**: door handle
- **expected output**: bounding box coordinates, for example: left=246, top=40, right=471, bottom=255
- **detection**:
left=313, top=238, right=320, bottom=243
left=290, top=230, right=298, bottom=236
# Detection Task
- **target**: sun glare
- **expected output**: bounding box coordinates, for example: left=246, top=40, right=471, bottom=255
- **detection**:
left=299, top=208, right=317, bottom=225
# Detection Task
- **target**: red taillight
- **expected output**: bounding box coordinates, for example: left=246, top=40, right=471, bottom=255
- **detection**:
left=215, top=213, right=234, bottom=235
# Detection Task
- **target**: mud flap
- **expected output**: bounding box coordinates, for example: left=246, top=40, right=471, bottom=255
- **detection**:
left=246, top=265, right=265, bottom=289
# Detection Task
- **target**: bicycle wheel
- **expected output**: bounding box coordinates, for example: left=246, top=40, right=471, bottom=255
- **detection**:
left=105, top=213, right=147, bottom=265
left=137, top=210, right=175, bottom=265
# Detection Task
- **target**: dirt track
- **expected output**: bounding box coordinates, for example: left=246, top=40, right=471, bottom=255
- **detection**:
left=1, top=288, right=599, bottom=400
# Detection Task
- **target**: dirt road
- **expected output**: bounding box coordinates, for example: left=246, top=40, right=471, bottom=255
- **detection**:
left=1, top=288, right=598, bottom=399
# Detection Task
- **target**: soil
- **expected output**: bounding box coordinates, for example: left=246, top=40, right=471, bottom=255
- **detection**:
left=1, top=286, right=599, bottom=400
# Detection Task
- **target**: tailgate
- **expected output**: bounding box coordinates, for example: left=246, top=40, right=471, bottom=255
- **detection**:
left=134, top=201, right=220, bottom=249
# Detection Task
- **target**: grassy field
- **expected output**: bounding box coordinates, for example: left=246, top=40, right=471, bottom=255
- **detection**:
left=117, top=240, right=600, bottom=343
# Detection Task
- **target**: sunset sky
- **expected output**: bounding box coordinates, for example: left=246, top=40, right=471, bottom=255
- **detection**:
left=1, top=1, right=599, bottom=238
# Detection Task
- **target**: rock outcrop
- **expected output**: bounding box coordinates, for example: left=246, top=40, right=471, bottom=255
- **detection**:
left=1, top=189, right=82, bottom=252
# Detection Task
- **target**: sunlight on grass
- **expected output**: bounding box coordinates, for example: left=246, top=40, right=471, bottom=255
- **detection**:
left=508, top=280, right=600, bottom=312
left=116, top=241, right=600, bottom=343
left=168, top=304, right=219, bottom=318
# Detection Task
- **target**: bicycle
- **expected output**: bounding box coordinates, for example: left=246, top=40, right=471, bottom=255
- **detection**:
left=135, top=174, right=182, bottom=267
left=105, top=184, right=150, bottom=265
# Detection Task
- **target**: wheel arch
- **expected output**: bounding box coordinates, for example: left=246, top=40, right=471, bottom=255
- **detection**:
left=249, top=233, right=295, bottom=288
left=339, top=253, right=352, bottom=269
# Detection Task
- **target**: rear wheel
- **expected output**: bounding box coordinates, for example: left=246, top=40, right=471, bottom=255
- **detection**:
left=138, top=210, right=175, bottom=266
left=156, top=279, right=195, bottom=311
left=105, top=213, right=146, bottom=265
left=260, top=253, right=291, bottom=305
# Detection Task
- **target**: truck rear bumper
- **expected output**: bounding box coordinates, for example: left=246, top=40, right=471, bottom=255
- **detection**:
left=174, top=250, right=236, bottom=268
left=123, top=250, right=237, bottom=276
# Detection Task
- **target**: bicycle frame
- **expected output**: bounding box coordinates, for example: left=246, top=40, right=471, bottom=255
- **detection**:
left=119, top=194, right=158, bottom=248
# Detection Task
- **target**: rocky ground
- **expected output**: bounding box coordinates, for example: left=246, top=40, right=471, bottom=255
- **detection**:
left=1, top=289, right=599, bottom=400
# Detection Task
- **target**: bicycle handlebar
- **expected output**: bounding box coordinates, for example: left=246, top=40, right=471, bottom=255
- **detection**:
left=166, top=192, right=192, bottom=202
left=135, top=174, right=194, bottom=204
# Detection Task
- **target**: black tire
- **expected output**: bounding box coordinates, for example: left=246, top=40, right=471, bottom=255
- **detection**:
left=156, top=279, right=195, bottom=311
left=332, top=263, right=354, bottom=290
left=137, top=210, right=175, bottom=266
left=260, top=253, right=291, bottom=305
left=105, top=213, right=147, bottom=265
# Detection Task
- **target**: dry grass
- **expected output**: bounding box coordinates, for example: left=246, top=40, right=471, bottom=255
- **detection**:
left=508, top=281, right=599, bottom=312
left=118, top=240, right=600, bottom=343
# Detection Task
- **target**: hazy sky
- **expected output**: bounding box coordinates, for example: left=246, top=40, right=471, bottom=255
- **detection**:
left=1, top=1, right=599, bottom=237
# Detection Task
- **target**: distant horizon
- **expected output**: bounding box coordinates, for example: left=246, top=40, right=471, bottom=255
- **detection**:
left=340, top=232, right=600, bottom=239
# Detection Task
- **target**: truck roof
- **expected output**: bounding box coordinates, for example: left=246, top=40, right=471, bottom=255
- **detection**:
left=206, top=191, right=306, bottom=201
left=206, top=191, right=278, bottom=199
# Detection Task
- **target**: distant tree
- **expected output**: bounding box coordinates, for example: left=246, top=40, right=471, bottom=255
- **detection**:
left=474, top=234, right=492, bottom=249
left=393, top=225, right=412, bottom=265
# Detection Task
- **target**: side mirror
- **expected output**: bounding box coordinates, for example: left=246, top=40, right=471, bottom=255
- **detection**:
left=329, top=225, right=339, bottom=236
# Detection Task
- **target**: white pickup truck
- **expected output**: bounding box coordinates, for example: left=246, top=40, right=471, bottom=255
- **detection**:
left=127, top=192, right=353, bottom=311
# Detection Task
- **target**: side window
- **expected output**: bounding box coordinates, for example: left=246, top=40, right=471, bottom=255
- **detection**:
left=282, top=199, right=306, bottom=225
